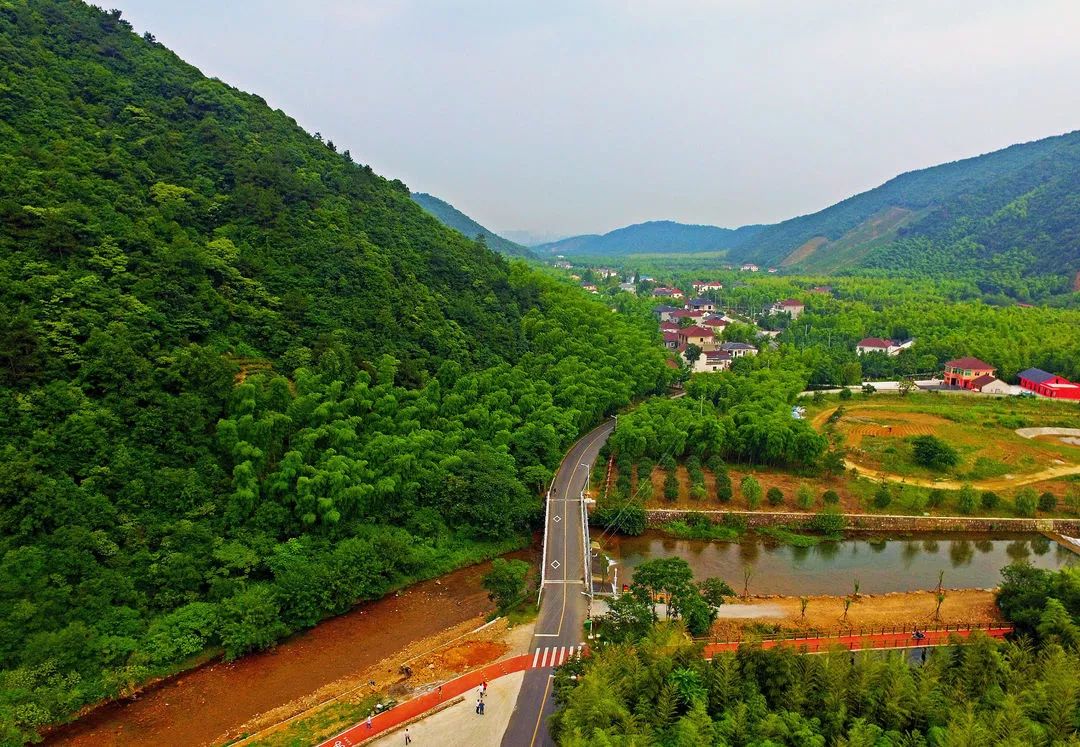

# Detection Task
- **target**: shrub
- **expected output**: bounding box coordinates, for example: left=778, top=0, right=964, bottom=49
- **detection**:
left=873, top=483, right=892, bottom=509
left=1015, top=489, right=1037, bottom=518
left=741, top=475, right=762, bottom=509
left=927, top=489, right=944, bottom=508
left=663, top=469, right=679, bottom=502
left=637, top=458, right=655, bottom=482
left=483, top=558, right=531, bottom=613
left=766, top=487, right=784, bottom=506
left=822, top=489, right=840, bottom=505
left=911, top=435, right=960, bottom=471
left=700, top=577, right=736, bottom=606
left=839, top=388, right=853, bottom=401
left=1038, top=492, right=1058, bottom=513
left=797, top=484, right=814, bottom=509
left=714, top=467, right=733, bottom=503
left=592, top=504, right=646, bottom=535
left=809, top=507, right=845, bottom=536
left=721, top=512, right=748, bottom=532
left=957, top=485, right=976, bottom=515
left=690, top=484, right=707, bottom=500
left=981, top=491, right=1000, bottom=510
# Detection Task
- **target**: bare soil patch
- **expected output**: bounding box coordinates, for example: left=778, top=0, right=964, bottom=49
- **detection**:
left=710, top=589, right=1002, bottom=639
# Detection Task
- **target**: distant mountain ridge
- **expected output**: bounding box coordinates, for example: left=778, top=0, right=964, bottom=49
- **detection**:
left=410, top=192, right=534, bottom=258
left=728, top=128, right=1080, bottom=275
left=535, top=130, right=1080, bottom=278
left=535, top=220, right=763, bottom=257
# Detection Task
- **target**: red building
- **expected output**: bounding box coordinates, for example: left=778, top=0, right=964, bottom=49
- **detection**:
left=1018, top=368, right=1080, bottom=399
left=943, top=357, right=995, bottom=389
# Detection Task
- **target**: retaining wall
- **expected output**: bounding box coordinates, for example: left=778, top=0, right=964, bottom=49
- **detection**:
left=645, top=509, right=1080, bottom=534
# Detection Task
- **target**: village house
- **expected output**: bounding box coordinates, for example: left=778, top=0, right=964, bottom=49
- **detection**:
left=809, top=285, right=834, bottom=295
left=856, top=337, right=916, bottom=356
left=652, top=286, right=685, bottom=299
left=659, top=320, right=680, bottom=334
left=771, top=298, right=805, bottom=319
left=553, top=260, right=572, bottom=269
left=692, top=281, right=724, bottom=292
left=662, top=331, right=680, bottom=350
left=943, top=357, right=995, bottom=389
left=1018, top=368, right=1080, bottom=400
left=581, top=283, right=599, bottom=293
left=701, top=317, right=728, bottom=332
left=970, top=375, right=1015, bottom=395
left=719, top=341, right=758, bottom=358
left=618, top=282, right=637, bottom=294
left=670, top=309, right=706, bottom=323
left=767, top=267, right=778, bottom=273
left=740, top=263, right=760, bottom=272
left=677, top=325, right=714, bottom=349
left=695, top=349, right=734, bottom=373
left=687, top=297, right=717, bottom=312
left=595, top=267, right=619, bottom=279
left=652, top=305, right=680, bottom=322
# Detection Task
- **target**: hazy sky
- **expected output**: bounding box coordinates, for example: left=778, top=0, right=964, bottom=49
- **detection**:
left=113, top=1, right=1080, bottom=238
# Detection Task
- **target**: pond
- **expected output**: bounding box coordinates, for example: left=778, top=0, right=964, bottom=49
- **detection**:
left=601, top=531, right=1077, bottom=596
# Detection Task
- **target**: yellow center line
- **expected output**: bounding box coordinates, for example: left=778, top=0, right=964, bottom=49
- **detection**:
left=528, top=674, right=554, bottom=747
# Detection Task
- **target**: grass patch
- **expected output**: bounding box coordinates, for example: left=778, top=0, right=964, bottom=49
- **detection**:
left=243, top=694, right=383, bottom=747
left=664, top=512, right=746, bottom=541
left=757, top=526, right=829, bottom=547
left=505, top=599, right=540, bottom=627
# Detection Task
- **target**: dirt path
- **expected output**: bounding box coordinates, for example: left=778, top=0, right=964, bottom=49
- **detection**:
left=845, top=459, right=1080, bottom=490
left=44, top=550, right=534, bottom=747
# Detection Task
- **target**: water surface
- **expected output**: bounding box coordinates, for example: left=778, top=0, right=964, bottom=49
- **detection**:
left=603, top=531, right=1075, bottom=595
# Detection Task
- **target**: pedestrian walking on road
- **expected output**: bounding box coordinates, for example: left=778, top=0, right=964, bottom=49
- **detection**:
left=366, top=713, right=372, bottom=730
left=479, top=698, right=485, bottom=715
left=475, top=698, right=481, bottom=715
left=404, top=727, right=412, bottom=745
left=482, top=679, right=488, bottom=694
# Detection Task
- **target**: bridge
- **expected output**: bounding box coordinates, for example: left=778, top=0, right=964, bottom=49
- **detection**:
left=501, top=418, right=614, bottom=747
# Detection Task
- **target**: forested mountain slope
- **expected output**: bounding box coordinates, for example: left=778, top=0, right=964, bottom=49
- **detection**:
left=535, top=220, right=763, bottom=257
left=410, top=192, right=534, bottom=258
left=729, top=129, right=1080, bottom=277
left=0, top=2, right=668, bottom=741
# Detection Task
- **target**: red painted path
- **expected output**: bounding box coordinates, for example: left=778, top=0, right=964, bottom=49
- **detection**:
left=318, top=625, right=1012, bottom=746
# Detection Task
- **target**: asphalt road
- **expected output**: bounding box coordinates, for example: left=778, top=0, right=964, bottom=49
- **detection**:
left=501, top=418, right=615, bottom=747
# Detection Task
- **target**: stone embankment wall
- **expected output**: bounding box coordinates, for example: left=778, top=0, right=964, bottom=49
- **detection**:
left=645, top=509, right=1080, bottom=535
